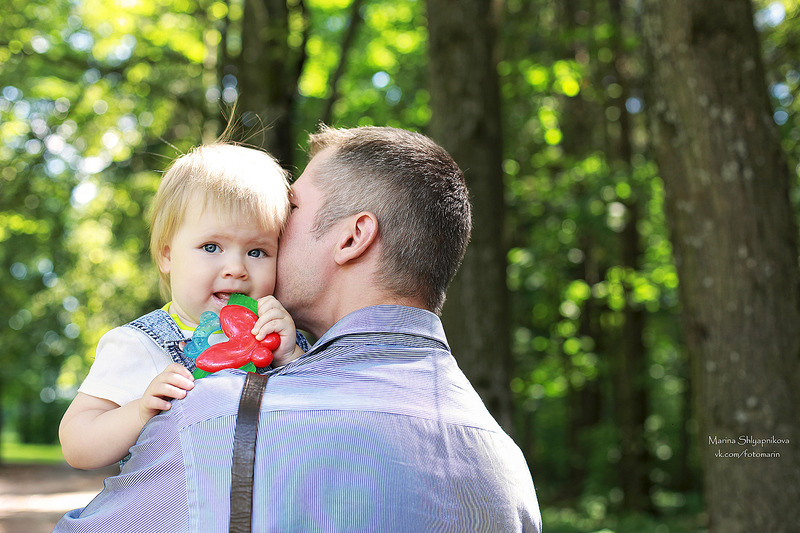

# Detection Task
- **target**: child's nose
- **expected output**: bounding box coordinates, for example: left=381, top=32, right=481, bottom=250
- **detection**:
left=223, top=257, right=248, bottom=279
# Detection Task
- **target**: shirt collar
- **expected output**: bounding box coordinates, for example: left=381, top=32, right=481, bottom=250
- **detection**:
left=162, top=301, right=195, bottom=333
left=309, top=305, right=449, bottom=355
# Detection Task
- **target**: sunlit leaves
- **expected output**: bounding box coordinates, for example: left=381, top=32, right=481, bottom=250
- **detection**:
left=524, top=63, right=550, bottom=91
left=756, top=0, right=800, bottom=168
left=297, top=0, right=428, bottom=128
left=517, top=59, right=585, bottom=146
left=530, top=102, right=563, bottom=147
left=27, top=77, right=78, bottom=102
left=0, top=0, right=211, bottom=443
left=553, top=60, right=582, bottom=97
left=300, top=35, right=338, bottom=98
left=0, top=213, right=50, bottom=242
left=208, top=1, right=229, bottom=21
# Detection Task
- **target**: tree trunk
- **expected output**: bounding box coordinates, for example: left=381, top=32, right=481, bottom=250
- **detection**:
left=237, top=0, right=306, bottom=165
left=608, top=0, right=653, bottom=511
left=567, top=249, right=603, bottom=497
left=558, top=0, right=609, bottom=499
left=425, top=0, right=513, bottom=430
left=643, top=1, right=800, bottom=530
left=321, top=0, right=365, bottom=126
left=616, top=203, right=654, bottom=512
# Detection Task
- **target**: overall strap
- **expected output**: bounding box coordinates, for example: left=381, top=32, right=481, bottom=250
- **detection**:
left=229, top=372, right=269, bottom=533
left=125, top=309, right=196, bottom=372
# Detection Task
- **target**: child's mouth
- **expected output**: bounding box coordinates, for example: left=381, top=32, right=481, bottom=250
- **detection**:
left=213, top=292, right=232, bottom=305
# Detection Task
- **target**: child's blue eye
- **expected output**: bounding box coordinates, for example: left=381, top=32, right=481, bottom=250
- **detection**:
left=248, top=249, right=268, bottom=258
left=202, top=243, right=221, bottom=253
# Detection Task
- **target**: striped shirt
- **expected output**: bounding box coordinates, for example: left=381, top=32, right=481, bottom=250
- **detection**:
left=55, top=305, right=542, bottom=532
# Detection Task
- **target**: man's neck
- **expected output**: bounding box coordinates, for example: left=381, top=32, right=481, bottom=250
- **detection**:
left=307, top=289, right=427, bottom=340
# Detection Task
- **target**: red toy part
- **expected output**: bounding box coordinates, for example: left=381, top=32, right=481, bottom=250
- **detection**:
left=262, top=332, right=280, bottom=351
left=195, top=304, right=281, bottom=372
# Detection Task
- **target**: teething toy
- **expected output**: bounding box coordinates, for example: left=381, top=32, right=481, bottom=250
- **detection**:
left=191, top=294, right=280, bottom=378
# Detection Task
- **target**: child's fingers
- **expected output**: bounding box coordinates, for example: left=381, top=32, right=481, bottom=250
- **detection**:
left=145, top=372, right=193, bottom=400
left=253, top=322, right=289, bottom=342
left=253, top=322, right=279, bottom=341
left=256, top=295, right=280, bottom=314
left=140, top=369, right=194, bottom=422
left=165, top=373, right=195, bottom=391
left=251, top=315, right=268, bottom=335
left=158, top=364, right=194, bottom=390
left=164, top=362, right=194, bottom=380
left=252, top=310, right=290, bottom=339
left=257, top=296, right=290, bottom=318
left=141, top=389, right=177, bottom=413
left=142, top=395, right=174, bottom=412
left=147, top=382, right=191, bottom=402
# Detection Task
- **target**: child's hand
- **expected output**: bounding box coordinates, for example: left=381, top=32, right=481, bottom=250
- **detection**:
left=252, top=295, right=303, bottom=367
left=139, top=363, right=194, bottom=425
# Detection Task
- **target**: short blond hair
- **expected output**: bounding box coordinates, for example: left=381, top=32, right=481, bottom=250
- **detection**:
left=306, top=125, right=471, bottom=315
left=149, top=143, right=290, bottom=299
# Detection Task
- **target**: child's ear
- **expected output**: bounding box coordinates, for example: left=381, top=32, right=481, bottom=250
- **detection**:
left=156, top=245, right=172, bottom=274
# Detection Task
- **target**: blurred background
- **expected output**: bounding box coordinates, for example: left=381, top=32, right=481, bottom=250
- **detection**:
left=1, top=0, right=798, bottom=531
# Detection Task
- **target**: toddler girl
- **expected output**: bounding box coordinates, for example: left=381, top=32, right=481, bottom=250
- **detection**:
left=59, top=143, right=304, bottom=469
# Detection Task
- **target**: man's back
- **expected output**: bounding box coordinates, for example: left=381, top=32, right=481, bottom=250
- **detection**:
left=56, top=306, right=541, bottom=532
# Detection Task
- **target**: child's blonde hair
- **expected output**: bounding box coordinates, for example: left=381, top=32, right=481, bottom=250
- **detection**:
left=149, top=143, right=290, bottom=300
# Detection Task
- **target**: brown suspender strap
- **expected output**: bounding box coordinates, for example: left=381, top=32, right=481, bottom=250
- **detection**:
left=229, top=372, right=269, bottom=533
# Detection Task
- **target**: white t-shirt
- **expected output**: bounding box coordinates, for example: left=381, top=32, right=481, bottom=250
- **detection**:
left=77, top=326, right=177, bottom=407
left=78, top=305, right=225, bottom=406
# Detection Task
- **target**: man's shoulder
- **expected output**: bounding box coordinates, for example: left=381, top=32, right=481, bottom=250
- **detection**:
left=172, top=370, right=247, bottom=426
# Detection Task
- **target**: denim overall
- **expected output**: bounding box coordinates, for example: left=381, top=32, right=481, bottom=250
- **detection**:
left=124, top=309, right=197, bottom=372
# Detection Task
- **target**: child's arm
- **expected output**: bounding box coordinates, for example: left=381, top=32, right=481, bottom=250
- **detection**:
left=59, top=363, right=194, bottom=469
left=252, top=295, right=305, bottom=367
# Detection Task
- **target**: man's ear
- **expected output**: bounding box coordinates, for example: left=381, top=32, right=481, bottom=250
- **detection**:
left=334, top=212, right=378, bottom=265
left=155, top=245, right=172, bottom=274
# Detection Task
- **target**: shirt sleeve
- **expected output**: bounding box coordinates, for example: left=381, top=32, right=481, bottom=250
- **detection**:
left=77, top=326, right=174, bottom=406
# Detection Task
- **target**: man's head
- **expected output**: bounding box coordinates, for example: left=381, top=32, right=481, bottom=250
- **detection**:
left=277, top=125, right=471, bottom=328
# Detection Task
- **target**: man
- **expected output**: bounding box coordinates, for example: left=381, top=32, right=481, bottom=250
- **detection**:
left=55, top=126, right=542, bottom=532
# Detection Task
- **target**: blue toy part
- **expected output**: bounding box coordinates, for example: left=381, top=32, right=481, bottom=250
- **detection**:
left=183, top=311, right=221, bottom=360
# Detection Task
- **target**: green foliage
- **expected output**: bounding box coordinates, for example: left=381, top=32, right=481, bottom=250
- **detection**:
left=756, top=0, right=800, bottom=165
left=500, top=0, right=699, bottom=513
left=299, top=0, right=429, bottom=131
left=1, top=0, right=797, bottom=527
left=0, top=0, right=207, bottom=444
